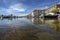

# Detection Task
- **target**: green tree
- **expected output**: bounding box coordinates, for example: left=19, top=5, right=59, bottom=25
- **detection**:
left=51, top=9, right=59, bottom=13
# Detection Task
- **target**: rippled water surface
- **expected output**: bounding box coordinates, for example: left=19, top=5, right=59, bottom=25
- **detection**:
left=0, top=18, right=60, bottom=40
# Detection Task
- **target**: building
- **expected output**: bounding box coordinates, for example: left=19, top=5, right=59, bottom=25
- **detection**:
left=31, top=9, right=42, bottom=18
left=27, top=9, right=43, bottom=18
left=45, top=2, right=60, bottom=14
left=27, top=13, right=32, bottom=18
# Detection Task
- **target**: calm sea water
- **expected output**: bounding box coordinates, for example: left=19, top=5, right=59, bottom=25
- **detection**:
left=0, top=18, right=60, bottom=40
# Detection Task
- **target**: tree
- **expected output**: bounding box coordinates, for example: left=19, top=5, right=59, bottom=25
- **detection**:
left=51, top=9, right=59, bottom=13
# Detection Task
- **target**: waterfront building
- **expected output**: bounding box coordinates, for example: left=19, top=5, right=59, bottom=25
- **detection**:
left=27, top=13, right=32, bottom=18
left=45, top=2, right=60, bottom=14
left=27, top=9, right=42, bottom=18
left=31, top=9, right=42, bottom=18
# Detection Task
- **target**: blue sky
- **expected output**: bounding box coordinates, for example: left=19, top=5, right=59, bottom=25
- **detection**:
left=0, top=0, right=60, bottom=16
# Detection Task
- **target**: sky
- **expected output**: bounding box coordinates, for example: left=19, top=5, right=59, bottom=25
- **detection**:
left=0, top=0, right=60, bottom=16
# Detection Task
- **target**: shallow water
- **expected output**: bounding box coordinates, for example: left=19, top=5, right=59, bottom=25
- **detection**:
left=0, top=18, right=60, bottom=40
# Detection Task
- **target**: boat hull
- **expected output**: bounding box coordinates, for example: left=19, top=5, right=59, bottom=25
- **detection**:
left=44, top=15, right=58, bottom=19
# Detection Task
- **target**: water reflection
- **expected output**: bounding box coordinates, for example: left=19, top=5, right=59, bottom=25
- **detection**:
left=29, top=18, right=44, bottom=25
left=0, top=18, right=60, bottom=40
left=44, top=19, right=60, bottom=32
left=30, top=18, right=60, bottom=32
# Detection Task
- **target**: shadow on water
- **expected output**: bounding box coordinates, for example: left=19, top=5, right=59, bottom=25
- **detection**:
left=0, top=18, right=60, bottom=40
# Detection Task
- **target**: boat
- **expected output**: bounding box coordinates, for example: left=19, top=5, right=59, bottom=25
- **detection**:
left=44, top=15, right=58, bottom=19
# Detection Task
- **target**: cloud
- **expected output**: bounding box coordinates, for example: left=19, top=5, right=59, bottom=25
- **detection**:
left=0, top=3, right=27, bottom=16
left=44, top=6, right=49, bottom=9
left=6, top=3, right=27, bottom=13
left=9, top=3, right=26, bottom=12
left=40, top=6, right=49, bottom=10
